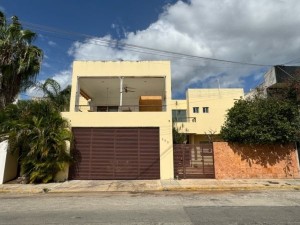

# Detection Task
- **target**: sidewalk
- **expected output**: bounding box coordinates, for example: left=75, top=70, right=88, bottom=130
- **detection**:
left=1, top=179, right=300, bottom=194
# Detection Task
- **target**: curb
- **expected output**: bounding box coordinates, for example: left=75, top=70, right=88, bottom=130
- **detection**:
left=1, top=185, right=299, bottom=194
left=160, top=185, right=300, bottom=192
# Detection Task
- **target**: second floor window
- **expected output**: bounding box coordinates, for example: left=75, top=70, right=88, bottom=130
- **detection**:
left=203, top=107, right=209, bottom=113
left=193, top=107, right=199, bottom=113
left=172, top=110, right=187, bottom=122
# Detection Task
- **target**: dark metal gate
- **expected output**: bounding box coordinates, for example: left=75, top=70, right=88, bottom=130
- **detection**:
left=69, top=127, right=160, bottom=180
left=174, top=143, right=215, bottom=179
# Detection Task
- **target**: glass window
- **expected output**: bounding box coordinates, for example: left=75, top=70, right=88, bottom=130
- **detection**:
left=193, top=107, right=199, bottom=113
left=172, top=110, right=187, bottom=122
left=203, top=107, right=209, bottom=113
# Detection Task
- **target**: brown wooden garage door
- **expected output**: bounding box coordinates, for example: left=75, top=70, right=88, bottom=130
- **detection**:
left=69, top=127, right=160, bottom=180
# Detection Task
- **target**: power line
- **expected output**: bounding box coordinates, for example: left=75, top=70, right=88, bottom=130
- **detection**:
left=19, top=20, right=273, bottom=67
left=276, top=66, right=295, bottom=79
left=283, top=57, right=300, bottom=65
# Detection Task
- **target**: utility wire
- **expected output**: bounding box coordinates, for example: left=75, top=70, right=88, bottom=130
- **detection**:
left=283, top=57, right=300, bottom=65
left=19, top=20, right=273, bottom=67
left=276, top=66, right=295, bottom=79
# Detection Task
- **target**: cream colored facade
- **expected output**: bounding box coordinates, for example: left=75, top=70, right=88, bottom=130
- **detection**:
left=62, top=61, right=244, bottom=180
left=62, top=61, right=174, bottom=179
left=172, top=88, right=244, bottom=144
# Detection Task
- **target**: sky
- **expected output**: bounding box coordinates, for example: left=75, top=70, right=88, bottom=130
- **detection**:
left=1, top=0, right=300, bottom=99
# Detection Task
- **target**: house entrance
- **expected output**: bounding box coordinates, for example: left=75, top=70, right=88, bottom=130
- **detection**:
left=173, top=143, right=215, bottom=179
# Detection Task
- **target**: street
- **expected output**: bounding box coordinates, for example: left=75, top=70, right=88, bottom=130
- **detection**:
left=0, top=190, right=299, bottom=224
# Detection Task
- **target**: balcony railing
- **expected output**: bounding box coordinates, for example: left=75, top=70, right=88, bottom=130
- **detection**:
left=75, top=105, right=167, bottom=112
left=173, top=117, right=197, bottom=123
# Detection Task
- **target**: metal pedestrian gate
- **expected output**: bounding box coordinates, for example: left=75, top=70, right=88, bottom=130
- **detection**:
left=174, top=143, right=215, bottom=179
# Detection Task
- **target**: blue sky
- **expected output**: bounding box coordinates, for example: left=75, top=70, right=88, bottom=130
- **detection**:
left=1, top=0, right=300, bottom=99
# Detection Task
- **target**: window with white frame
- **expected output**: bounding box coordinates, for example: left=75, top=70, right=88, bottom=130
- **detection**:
left=193, top=107, right=199, bottom=113
left=203, top=107, right=209, bottom=113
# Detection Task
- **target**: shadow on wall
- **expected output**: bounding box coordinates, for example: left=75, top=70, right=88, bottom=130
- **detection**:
left=228, top=143, right=294, bottom=173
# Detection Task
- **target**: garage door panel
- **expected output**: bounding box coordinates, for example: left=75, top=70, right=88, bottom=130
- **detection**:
left=90, top=160, right=114, bottom=164
left=90, top=156, right=114, bottom=161
left=69, top=127, right=160, bottom=180
left=92, top=140, right=114, bottom=144
left=116, top=129, right=138, bottom=134
left=139, top=162, right=160, bottom=167
left=91, top=148, right=114, bottom=153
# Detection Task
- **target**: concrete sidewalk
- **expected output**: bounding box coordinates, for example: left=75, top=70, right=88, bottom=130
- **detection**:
left=0, top=179, right=300, bottom=194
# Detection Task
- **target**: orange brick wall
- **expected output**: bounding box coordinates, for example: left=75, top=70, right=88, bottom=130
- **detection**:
left=213, top=142, right=300, bottom=179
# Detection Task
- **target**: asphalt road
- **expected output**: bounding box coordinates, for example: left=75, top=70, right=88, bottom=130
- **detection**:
left=0, top=190, right=299, bottom=225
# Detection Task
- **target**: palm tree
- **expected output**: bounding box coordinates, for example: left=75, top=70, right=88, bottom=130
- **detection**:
left=0, top=11, right=43, bottom=110
left=39, top=78, right=71, bottom=111
left=0, top=100, right=72, bottom=183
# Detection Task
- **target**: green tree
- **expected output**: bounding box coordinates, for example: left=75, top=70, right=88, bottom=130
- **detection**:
left=0, top=11, right=43, bottom=110
left=173, top=126, right=187, bottom=144
left=220, top=97, right=300, bottom=144
left=0, top=100, right=72, bottom=183
left=38, top=78, right=71, bottom=111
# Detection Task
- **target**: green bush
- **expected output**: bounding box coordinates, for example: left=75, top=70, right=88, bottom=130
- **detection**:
left=0, top=101, right=72, bottom=183
left=220, top=97, right=300, bottom=144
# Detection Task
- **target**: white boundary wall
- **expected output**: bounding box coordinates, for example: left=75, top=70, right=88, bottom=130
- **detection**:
left=0, top=141, right=17, bottom=184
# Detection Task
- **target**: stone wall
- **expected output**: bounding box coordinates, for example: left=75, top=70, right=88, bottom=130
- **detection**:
left=213, top=142, right=300, bottom=179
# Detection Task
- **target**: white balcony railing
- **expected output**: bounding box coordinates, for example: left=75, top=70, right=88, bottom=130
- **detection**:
left=75, top=104, right=167, bottom=112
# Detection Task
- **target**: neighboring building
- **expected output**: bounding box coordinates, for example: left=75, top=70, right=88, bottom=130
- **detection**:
left=172, top=88, right=244, bottom=143
left=246, top=65, right=300, bottom=99
left=62, top=61, right=174, bottom=180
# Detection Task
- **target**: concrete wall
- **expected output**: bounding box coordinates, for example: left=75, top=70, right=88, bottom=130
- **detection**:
left=213, top=142, right=300, bottom=179
left=0, top=141, right=18, bottom=184
left=171, top=100, right=187, bottom=110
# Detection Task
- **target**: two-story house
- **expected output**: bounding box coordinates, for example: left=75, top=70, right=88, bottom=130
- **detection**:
left=172, top=88, right=244, bottom=144
left=62, top=61, right=174, bottom=180
left=61, top=61, right=244, bottom=181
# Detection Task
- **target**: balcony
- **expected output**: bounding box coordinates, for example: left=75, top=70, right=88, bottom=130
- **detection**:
left=76, top=104, right=167, bottom=112
left=73, top=76, right=167, bottom=113
left=173, top=117, right=198, bottom=134
left=172, top=117, right=196, bottom=123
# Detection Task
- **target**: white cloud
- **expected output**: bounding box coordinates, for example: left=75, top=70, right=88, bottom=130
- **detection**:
left=26, top=70, right=72, bottom=98
left=52, top=70, right=72, bottom=89
left=42, top=62, right=51, bottom=68
left=68, top=0, right=300, bottom=95
left=26, top=86, right=44, bottom=99
left=48, top=40, right=57, bottom=47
